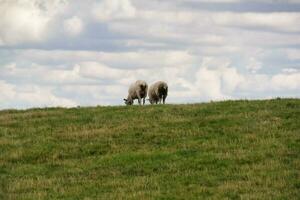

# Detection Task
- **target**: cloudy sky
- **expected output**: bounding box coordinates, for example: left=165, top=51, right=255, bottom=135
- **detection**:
left=0, top=0, right=300, bottom=109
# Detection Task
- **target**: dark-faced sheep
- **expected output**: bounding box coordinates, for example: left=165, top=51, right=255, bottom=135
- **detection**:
left=148, top=81, right=168, bottom=104
left=123, top=80, right=148, bottom=105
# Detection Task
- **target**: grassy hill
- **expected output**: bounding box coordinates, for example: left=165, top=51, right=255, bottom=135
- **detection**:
left=0, top=99, right=299, bottom=199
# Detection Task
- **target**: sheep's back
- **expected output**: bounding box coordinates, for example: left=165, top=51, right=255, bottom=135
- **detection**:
left=148, top=84, right=158, bottom=99
left=128, top=80, right=148, bottom=99
left=149, top=81, right=168, bottom=98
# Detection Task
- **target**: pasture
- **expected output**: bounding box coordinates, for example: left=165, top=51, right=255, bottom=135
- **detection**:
left=0, top=99, right=299, bottom=199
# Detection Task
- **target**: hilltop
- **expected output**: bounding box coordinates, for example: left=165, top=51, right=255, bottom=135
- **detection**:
left=1, top=99, right=299, bottom=199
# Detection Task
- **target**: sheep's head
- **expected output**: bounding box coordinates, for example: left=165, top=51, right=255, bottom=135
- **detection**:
left=140, top=84, right=147, bottom=90
left=123, top=98, right=133, bottom=105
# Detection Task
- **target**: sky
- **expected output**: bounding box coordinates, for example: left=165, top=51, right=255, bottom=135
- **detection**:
left=0, top=0, right=300, bottom=109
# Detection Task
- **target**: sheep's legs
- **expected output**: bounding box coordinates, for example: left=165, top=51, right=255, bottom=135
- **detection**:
left=137, top=94, right=142, bottom=105
left=163, top=96, right=167, bottom=104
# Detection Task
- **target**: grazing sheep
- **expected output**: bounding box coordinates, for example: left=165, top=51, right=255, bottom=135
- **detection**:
left=123, top=80, right=148, bottom=105
left=148, top=81, right=168, bottom=104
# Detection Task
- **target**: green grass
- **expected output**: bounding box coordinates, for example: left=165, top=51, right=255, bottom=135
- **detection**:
left=0, top=99, right=299, bottom=199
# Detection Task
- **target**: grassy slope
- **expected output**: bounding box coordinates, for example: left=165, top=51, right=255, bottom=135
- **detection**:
left=0, top=99, right=299, bottom=199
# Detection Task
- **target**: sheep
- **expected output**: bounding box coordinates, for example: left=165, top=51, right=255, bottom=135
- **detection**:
left=148, top=81, right=168, bottom=104
left=123, top=80, right=148, bottom=105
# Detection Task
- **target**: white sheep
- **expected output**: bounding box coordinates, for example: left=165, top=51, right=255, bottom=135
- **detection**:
left=123, top=80, right=148, bottom=105
left=148, top=81, right=168, bottom=104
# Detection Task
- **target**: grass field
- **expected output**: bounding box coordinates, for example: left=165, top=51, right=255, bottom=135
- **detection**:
left=0, top=99, right=299, bottom=199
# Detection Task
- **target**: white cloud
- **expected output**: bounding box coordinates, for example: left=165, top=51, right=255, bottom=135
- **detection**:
left=201, top=57, right=231, bottom=69
left=195, top=67, right=226, bottom=99
left=78, top=62, right=125, bottom=80
left=191, top=64, right=244, bottom=100
left=221, top=67, right=245, bottom=93
left=44, top=65, right=82, bottom=84
left=0, top=62, right=86, bottom=85
left=177, top=0, right=300, bottom=4
left=212, top=12, right=300, bottom=33
left=0, top=80, right=15, bottom=100
left=93, top=0, right=136, bottom=21
left=105, top=9, right=300, bottom=51
left=0, top=80, right=77, bottom=109
left=271, top=73, right=300, bottom=90
left=1, top=51, right=300, bottom=108
left=180, top=0, right=239, bottom=2
left=0, top=0, right=67, bottom=45
left=246, top=57, right=262, bottom=73
left=285, top=49, right=300, bottom=60
left=0, top=1, right=49, bottom=44
left=282, top=68, right=298, bottom=73
left=0, top=1, right=300, bottom=109
left=64, top=16, right=83, bottom=36
left=15, top=49, right=198, bottom=69
left=123, top=39, right=167, bottom=48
